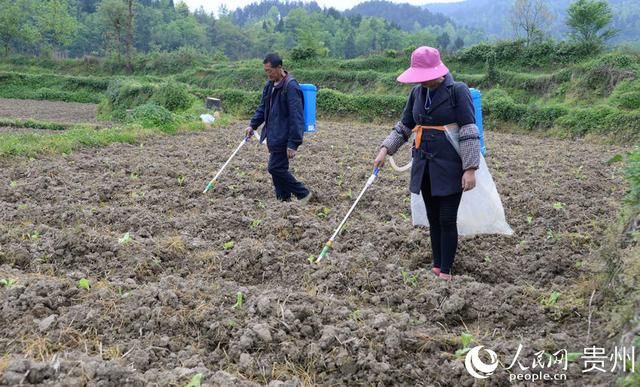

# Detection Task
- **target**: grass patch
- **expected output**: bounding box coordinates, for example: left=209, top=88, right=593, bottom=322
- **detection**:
left=0, top=118, right=70, bottom=131
left=0, top=115, right=228, bottom=158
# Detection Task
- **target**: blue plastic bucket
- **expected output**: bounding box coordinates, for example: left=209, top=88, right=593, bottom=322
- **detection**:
left=300, top=84, right=317, bottom=132
left=469, top=88, right=486, bottom=156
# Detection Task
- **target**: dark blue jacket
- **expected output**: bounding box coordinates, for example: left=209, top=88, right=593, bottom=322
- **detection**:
left=250, top=73, right=305, bottom=152
left=403, top=73, right=476, bottom=196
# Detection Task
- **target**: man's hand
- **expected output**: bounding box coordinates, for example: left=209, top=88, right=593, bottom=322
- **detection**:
left=373, top=147, right=387, bottom=168
left=462, top=169, right=476, bottom=192
left=287, top=148, right=297, bottom=159
left=244, top=126, right=254, bottom=138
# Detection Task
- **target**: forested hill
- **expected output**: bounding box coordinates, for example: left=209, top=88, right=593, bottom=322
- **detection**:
left=424, top=0, right=640, bottom=44
left=345, top=0, right=452, bottom=31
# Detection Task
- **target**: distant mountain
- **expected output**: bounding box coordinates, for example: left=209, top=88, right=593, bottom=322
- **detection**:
left=424, top=0, right=640, bottom=43
left=345, top=0, right=452, bottom=31
left=231, top=0, right=459, bottom=31
left=230, top=0, right=323, bottom=25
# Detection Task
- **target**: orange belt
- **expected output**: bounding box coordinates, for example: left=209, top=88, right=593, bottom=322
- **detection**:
left=412, top=123, right=458, bottom=150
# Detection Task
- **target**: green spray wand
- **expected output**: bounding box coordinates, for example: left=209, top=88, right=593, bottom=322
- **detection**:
left=203, top=132, right=261, bottom=193
left=316, top=167, right=380, bottom=263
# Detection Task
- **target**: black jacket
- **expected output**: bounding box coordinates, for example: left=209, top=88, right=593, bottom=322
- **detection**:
left=250, top=73, right=305, bottom=152
left=402, top=73, right=476, bottom=196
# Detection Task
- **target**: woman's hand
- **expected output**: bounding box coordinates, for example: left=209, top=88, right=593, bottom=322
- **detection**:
left=374, top=147, right=387, bottom=168
left=462, top=169, right=476, bottom=191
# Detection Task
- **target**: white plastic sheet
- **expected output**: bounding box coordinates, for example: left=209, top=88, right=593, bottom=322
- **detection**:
left=200, top=114, right=216, bottom=124
left=411, top=154, right=513, bottom=236
left=409, top=127, right=513, bottom=236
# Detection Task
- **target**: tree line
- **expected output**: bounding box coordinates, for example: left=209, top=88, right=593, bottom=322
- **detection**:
left=0, top=0, right=621, bottom=69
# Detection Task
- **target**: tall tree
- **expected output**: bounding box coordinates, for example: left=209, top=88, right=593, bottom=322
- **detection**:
left=566, top=0, right=617, bottom=48
left=453, top=36, right=464, bottom=51
left=436, top=32, right=450, bottom=51
left=125, top=0, right=134, bottom=72
left=98, top=0, right=128, bottom=62
left=343, top=32, right=356, bottom=59
left=0, top=0, right=39, bottom=55
left=510, top=0, right=554, bottom=46
left=37, top=0, right=78, bottom=55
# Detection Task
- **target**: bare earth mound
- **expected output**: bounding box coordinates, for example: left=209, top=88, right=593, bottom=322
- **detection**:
left=0, top=98, right=97, bottom=124
left=0, top=121, right=630, bottom=385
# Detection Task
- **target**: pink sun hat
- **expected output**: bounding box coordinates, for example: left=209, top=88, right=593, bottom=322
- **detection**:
left=397, top=46, right=449, bottom=84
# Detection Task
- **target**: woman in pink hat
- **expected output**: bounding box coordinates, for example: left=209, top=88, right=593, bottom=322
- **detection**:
left=373, top=46, right=481, bottom=280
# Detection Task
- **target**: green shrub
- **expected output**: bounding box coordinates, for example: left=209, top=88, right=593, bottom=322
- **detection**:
left=105, top=79, right=155, bottom=118
left=317, top=89, right=405, bottom=121
left=0, top=71, right=107, bottom=103
left=455, top=40, right=596, bottom=68
left=290, top=47, right=319, bottom=61
left=151, top=82, right=192, bottom=112
left=625, top=147, right=640, bottom=207
left=609, top=80, right=640, bottom=110
left=127, top=103, right=177, bottom=133
left=522, top=105, right=569, bottom=129
left=483, top=89, right=528, bottom=122
left=384, top=49, right=398, bottom=58
left=139, top=47, right=213, bottom=74
left=556, top=105, right=620, bottom=136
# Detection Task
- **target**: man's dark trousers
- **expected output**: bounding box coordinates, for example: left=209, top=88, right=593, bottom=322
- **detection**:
left=267, top=150, right=309, bottom=201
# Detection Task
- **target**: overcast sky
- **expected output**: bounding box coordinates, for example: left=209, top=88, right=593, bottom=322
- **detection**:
left=182, top=0, right=464, bottom=15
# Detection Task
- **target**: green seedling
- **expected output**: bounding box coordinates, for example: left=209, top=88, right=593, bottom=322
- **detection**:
left=526, top=215, right=534, bottom=224
left=399, top=212, right=409, bottom=221
left=223, top=240, right=235, bottom=250
left=17, top=204, right=27, bottom=210
left=9, top=181, right=17, bottom=188
left=402, top=271, right=418, bottom=287
left=344, top=188, right=353, bottom=200
left=232, top=291, right=244, bottom=309
left=177, top=175, right=186, bottom=186
left=185, top=373, right=203, bottom=387
left=566, top=352, right=582, bottom=362
left=541, top=291, right=561, bottom=306
left=552, top=202, right=564, bottom=210
left=0, top=278, right=17, bottom=288
left=129, top=172, right=139, bottom=180
left=307, top=255, right=316, bottom=264
left=78, top=278, right=91, bottom=290
left=317, top=207, right=331, bottom=219
left=249, top=219, right=261, bottom=229
left=455, top=332, right=474, bottom=357
left=349, top=309, right=362, bottom=322
left=119, top=232, right=132, bottom=245
left=607, top=154, right=623, bottom=165
left=21, top=230, right=41, bottom=241
left=546, top=229, right=556, bottom=240
left=484, top=256, right=492, bottom=263
left=574, top=166, right=585, bottom=180
left=339, top=223, right=348, bottom=235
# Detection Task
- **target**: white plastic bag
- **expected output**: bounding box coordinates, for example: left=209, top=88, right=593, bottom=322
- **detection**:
left=200, top=114, right=216, bottom=124
left=411, top=154, right=513, bottom=236
left=410, top=127, right=513, bottom=236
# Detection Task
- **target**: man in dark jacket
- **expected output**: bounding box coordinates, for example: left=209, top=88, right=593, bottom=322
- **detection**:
left=244, top=53, right=312, bottom=203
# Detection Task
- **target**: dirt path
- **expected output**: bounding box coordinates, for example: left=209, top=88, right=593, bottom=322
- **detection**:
left=0, top=121, right=630, bottom=385
left=0, top=98, right=97, bottom=124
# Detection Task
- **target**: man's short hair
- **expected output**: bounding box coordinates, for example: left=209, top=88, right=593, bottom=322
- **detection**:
left=263, top=53, right=283, bottom=67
